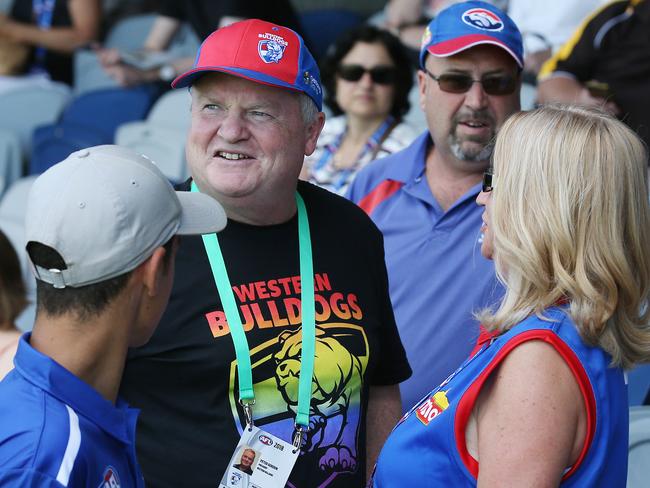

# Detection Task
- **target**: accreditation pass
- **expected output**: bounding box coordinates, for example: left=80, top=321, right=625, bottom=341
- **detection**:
left=219, top=426, right=299, bottom=488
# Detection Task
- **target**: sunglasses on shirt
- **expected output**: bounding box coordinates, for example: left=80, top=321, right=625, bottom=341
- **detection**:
left=482, top=171, right=495, bottom=192
left=337, top=64, right=398, bottom=85
left=423, top=69, right=517, bottom=96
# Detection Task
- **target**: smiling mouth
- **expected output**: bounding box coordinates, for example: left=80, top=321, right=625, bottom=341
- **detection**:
left=214, top=150, right=252, bottom=160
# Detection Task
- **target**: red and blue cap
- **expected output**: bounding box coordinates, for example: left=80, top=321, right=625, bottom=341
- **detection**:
left=419, top=1, right=523, bottom=69
left=172, top=19, right=323, bottom=111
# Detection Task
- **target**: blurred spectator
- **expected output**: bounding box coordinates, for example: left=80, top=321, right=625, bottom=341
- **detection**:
left=508, top=0, right=608, bottom=77
left=98, top=0, right=301, bottom=87
left=0, top=228, right=26, bottom=380
left=302, top=25, right=418, bottom=195
left=0, top=0, right=101, bottom=85
left=537, top=0, right=650, bottom=152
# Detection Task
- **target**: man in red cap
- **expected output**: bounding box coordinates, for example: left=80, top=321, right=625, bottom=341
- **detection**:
left=347, top=1, right=523, bottom=413
left=119, top=19, right=412, bottom=488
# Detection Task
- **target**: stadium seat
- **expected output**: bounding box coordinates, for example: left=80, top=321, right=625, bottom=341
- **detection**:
left=299, top=9, right=363, bottom=62
left=30, top=85, right=161, bottom=174
left=116, top=89, right=191, bottom=183
left=0, top=84, right=71, bottom=157
left=629, top=406, right=650, bottom=487
left=0, top=129, right=23, bottom=198
left=0, top=175, right=38, bottom=332
left=628, top=364, right=650, bottom=406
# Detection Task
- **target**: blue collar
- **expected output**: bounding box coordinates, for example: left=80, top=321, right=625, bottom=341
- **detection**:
left=13, top=333, right=138, bottom=444
left=381, top=131, right=431, bottom=183
left=380, top=130, right=484, bottom=207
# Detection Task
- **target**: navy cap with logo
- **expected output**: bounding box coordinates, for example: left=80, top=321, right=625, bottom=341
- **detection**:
left=419, top=1, right=523, bottom=69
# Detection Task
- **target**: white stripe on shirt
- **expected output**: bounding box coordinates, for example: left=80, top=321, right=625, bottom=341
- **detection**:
left=55, top=405, right=81, bottom=486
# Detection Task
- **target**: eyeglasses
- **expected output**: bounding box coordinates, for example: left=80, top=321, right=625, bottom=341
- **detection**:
left=482, top=171, right=495, bottom=192
left=423, top=69, right=517, bottom=96
left=337, top=64, right=397, bottom=85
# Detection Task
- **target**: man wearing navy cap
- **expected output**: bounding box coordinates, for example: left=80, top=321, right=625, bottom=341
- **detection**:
left=347, top=1, right=522, bottom=412
left=119, top=19, right=411, bottom=488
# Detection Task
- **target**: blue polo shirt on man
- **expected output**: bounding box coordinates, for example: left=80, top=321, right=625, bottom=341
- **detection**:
left=0, top=334, right=144, bottom=487
left=347, top=132, right=502, bottom=412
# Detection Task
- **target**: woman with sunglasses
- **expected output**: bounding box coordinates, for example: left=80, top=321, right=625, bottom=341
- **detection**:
left=301, top=25, right=418, bottom=195
left=371, top=104, right=650, bottom=486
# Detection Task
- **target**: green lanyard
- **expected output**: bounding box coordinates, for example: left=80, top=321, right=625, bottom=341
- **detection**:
left=191, top=182, right=316, bottom=437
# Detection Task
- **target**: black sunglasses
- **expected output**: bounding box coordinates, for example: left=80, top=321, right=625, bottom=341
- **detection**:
left=423, top=69, right=517, bottom=96
left=337, top=64, right=397, bottom=85
left=482, top=171, right=495, bottom=192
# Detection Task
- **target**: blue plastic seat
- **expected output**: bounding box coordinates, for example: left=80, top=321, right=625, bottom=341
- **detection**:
left=29, top=85, right=161, bottom=174
left=299, top=9, right=364, bottom=61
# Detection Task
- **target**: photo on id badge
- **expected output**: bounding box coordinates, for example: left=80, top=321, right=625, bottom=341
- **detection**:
left=219, top=426, right=299, bottom=488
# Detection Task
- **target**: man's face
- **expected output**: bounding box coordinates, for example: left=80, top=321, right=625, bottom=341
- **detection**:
left=241, top=449, right=255, bottom=468
left=187, top=73, right=323, bottom=206
left=417, top=45, right=520, bottom=171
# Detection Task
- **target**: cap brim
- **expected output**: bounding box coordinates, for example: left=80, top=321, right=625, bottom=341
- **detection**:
left=172, top=66, right=301, bottom=93
left=427, top=35, right=523, bottom=68
left=175, top=191, right=227, bottom=235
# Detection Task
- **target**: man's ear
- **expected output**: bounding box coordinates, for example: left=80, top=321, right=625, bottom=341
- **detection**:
left=138, top=246, right=168, bottom=297
left=417, top=69, right=427, bottom=112
left=304, top=112, right=326, bottom=157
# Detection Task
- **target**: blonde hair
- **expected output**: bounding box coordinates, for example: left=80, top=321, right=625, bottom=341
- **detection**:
left=479, top=104, right=650, bottom=368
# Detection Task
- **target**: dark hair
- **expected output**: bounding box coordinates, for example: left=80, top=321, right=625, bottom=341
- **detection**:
left=0, top=229, right=27, bottom=327
left=27, top=238, right=176, bottom=321
left=321, top=25, right=413, bottom=118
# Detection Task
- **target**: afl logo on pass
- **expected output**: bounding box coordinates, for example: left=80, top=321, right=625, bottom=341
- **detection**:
left=416, top=391, right=450, bottom=426
left=259, top=434, right=273, bottom=446
left=462, top=8, right=504, bottom=31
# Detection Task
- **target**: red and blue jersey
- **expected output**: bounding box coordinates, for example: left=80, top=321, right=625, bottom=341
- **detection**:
left=372, top=307, right=628, bottom=486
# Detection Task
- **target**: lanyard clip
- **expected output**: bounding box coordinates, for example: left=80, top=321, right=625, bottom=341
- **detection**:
left=240, top=399, right=255, bottom=430
left=292, top=424, right=309, bottom=453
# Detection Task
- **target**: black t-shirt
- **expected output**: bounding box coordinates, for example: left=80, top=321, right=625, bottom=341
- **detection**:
left=540, top=0, right=650, bottom=151
left=120, top=181, right=411, bottom=488
left=11, top=0, right=74, bottom=84
left=155, top=0, right=302, bottom=41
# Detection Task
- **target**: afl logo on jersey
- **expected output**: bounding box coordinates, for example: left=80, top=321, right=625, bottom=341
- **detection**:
left=415, top=391, right=450, bottom=426
left=461, top=8, right=504, bottom=32
left=99, top=466, right=121, bottom=488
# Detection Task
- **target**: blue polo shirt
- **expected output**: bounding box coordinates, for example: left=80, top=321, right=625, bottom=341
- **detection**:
left=0, top=334, right=144, bottom=487
left=347, top=132, right=502, bottom=412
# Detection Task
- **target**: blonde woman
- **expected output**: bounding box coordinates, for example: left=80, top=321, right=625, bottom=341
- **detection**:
left=371, top=104, right=650, bottom=486
left=0, top=229, right=27, bottom=380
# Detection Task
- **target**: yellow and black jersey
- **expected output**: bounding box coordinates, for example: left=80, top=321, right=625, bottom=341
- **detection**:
left=539, top=0, right=650, bottom=149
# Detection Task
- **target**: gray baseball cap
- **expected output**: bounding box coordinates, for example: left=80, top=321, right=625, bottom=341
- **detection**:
left=25, top=145, right=227, bottom=288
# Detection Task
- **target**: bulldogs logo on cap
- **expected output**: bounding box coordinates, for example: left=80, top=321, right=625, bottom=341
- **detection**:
left=258, top=32, right=288, bottom=64
left=461, top=8, right=504, bottom=32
